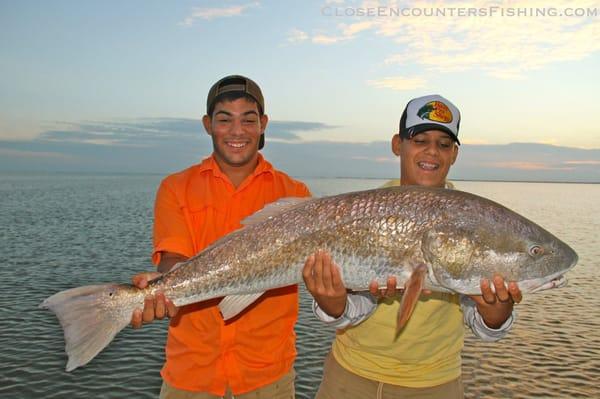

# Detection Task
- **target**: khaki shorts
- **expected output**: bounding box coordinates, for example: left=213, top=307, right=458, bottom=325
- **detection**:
left=159, top=369, right=295, bottom=399
left=316, top=352, right=464, bottom=399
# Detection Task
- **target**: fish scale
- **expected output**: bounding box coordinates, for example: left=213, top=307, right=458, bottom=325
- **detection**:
left=40, top=185, right=578, bottom=371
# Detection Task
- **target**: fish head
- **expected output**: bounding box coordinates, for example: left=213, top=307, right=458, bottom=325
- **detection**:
left=421, top=199, right=578, bottom=295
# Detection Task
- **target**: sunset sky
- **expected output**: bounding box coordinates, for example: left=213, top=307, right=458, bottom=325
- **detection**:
left=1, top=1, right=599, bottom=180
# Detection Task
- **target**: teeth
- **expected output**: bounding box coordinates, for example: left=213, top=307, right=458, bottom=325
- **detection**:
left=228, top=142, right=246, bottom=148
left=418, top=162, right=438, bottom=170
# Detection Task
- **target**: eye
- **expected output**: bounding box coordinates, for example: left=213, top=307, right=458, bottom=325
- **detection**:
left=529, top=245, right=544, bottom=256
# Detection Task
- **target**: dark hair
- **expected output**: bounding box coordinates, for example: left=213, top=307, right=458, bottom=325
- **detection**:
left=207, top=92, right=263, bottom=117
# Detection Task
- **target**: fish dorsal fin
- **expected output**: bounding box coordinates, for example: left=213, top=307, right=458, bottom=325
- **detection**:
left=219, top=293, right=265, bottom=320
left=241, top=197, right=311, bottom=226
left=184, top=198, right=311, bottom=263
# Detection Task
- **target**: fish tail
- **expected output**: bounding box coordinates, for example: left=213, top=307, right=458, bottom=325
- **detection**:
left=396, top=263, right=427, bottom=334
left=39, top=284, right=137, bottom=372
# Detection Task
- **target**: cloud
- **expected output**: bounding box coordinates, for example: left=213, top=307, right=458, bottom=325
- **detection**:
left=0, top=148, right=76, bottom=160
left=180, top=2, right=259, bottom=25
left=40, top=118, right=203, bottom=147
left=451, top=142, right=600, bottom=181
left=0, top=118, right=345, bottom=174
left=268, top=121, right=337, bottom=140
left=352, top=155, right=397, bottom=163
left=312, top=33, right=351, bottom=45
left=266, top=141, right=600, bottom=181
left=313, top=0, right=600, bottom=79
left=484, top=161, right=575, bottom=171
left=35, top=118, right=334, bottom=148
left=287, top=21, right=375, bottom=46
left=0, top=119, right=598, bottom=182
left=563, top=160, right=600, bottom=165
left=339, top=20, right=376, bottom=36
left=287, top=28, right=309, bottom=43
left=367, top=76, right=427, bottom=91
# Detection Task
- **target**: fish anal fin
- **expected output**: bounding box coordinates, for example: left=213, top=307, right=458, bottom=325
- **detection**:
left=219, top=292, right=265, bottom=320
left=396, top=263, right=428, bottom=334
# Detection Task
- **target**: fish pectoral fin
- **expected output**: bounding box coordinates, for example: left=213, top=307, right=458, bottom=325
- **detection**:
left=219, top=292, right=265, bottom=320
left=396, top=263, right=428, bottom=335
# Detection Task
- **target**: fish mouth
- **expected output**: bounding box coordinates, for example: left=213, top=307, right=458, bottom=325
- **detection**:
left=529, top=274, right=568, bottom=293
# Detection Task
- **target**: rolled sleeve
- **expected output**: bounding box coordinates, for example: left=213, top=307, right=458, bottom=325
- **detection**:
left=313, top=292, right=377, bottom=329
left=152, top=237, right=195, bottom=265
left=152, top=179, right=195, bottom=265
left=461, top=295, right=515, bottom=342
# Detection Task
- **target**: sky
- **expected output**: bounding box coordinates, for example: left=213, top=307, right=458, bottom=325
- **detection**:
left=1, top=0, right=599, bottom=181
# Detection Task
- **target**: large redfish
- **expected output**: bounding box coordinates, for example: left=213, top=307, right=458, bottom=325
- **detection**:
left=40, top=186, right=578, bottom=371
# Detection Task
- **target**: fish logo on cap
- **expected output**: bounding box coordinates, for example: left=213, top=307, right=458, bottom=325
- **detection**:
left=417, top=101, right=453, bottom=123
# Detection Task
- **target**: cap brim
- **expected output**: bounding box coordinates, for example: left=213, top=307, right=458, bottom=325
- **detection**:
left=407, top=123, right=460, bottom=145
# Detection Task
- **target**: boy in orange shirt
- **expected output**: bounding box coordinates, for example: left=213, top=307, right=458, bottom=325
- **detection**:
left=130, top=75, right=310, bottom=399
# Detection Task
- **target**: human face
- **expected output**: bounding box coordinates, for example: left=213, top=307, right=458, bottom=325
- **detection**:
left=393, top=130, right=458, bottom=188
left=203, top=98, right=268, bottom=171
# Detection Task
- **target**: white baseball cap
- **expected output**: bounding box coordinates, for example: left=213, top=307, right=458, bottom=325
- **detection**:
left=399, top=94, right=461, bottom=144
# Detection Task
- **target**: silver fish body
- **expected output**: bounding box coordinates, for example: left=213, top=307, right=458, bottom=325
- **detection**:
left=40, top=186, right=578, bottom=371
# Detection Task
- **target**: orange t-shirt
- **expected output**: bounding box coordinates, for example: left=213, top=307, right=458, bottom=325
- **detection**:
left=152, top=153, right=310, bottom=395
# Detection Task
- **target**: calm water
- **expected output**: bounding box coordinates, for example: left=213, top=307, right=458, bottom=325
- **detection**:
left=0, top=174, right=598, bottom=398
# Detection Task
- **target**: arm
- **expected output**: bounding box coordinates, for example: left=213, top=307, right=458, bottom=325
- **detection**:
left=302, top=251, right=347, bottom=318
left=302, top=251, right=386, bottom=329
left=461, top=295, right=515, bottom=341
left=312, top=291, right=377, bottom=329
left=130, top=179, right=194, bottom=328
left=464, top=275, right=522, bottom=340
left=303, top=251, right=434, bottom=329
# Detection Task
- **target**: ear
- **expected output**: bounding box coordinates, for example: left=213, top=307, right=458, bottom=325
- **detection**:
left=450, top=144, right=459, bottom=165
left=202, top=115, right=212, bottom=136
left=260, top=114, right=269, bottom=132
left=391, top=134, right=401, bottom=156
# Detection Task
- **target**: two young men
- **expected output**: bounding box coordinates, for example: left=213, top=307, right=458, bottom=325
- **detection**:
left=132, top=76, right=520, bottom=398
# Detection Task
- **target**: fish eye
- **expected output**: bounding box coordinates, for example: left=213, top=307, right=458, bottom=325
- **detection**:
left=529, top=245, right=544, bottom=256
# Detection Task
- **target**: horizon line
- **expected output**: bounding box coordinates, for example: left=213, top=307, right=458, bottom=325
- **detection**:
left=1, top=169, right=598, bottom=185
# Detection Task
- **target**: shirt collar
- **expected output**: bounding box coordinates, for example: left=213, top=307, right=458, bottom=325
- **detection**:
left=197, top=153, right=275, bottom=183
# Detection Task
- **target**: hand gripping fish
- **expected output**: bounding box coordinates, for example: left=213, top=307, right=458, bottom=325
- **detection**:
left=40, top=186, right=578, bottom=371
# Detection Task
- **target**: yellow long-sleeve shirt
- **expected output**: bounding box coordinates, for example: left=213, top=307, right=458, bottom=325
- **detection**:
left=332, top=293, right=464, bottom=387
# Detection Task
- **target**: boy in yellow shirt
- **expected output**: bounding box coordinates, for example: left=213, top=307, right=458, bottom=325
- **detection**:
left=303, top=95, right=522, bottom=398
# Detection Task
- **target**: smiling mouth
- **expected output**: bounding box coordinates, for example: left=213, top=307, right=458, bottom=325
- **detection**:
left=418, top=161, right=439, bottom=171
left=227, top=142, right=248, bottom=149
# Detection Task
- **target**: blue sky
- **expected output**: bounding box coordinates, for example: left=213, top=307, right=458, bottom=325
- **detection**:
left=1, top=1, right=599, bottom=181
